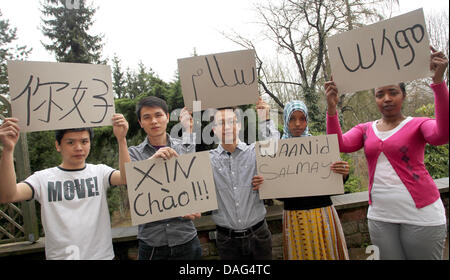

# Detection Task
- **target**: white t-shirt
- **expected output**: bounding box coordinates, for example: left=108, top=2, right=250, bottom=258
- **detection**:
left=367, top=117, right=446, bottom=226
left=25, top=164, right=116, bottom=260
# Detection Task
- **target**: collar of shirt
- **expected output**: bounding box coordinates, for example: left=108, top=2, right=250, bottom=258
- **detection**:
left=136, top=133, right=173, bottom=154
left=216, top=141, right=249, bottom=156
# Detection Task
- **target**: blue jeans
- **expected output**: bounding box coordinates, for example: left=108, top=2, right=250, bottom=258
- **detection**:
left=137, top=236, right=202, bottom=260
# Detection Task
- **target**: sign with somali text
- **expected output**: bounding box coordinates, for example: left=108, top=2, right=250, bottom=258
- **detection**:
left=327, top=9, right=431, bottom=94
left=125, top=151, right=218, bottom=225
left=256, top=134, right=344, bottom=199
left=178, top=49, right=259, bottom=111
left=7, top=61, right=115, bottom=132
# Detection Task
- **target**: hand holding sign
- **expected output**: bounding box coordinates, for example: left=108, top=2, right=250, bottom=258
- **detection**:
left=251, top=175, right=264, bottom=191
left=182, top=213, right=201, bottom=221
left=179, top=107, right=193, bottom=134
left=430, top=46, right=449, bottom=84
left=324, top=77, right=339, bottom=117
left=112, top=113, right=129, bottom=141
left=256, top=97, right=270, bottom=122
left=0, top=118, right=20, bottom=152
left=151, top=147, right=179, bottom=160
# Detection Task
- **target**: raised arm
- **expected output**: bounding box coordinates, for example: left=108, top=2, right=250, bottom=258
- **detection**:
left=257, top=97, right=281, bottom=141
left=420, top=48, right=449, bottom=145
left=179, top=107, right=197, bottom=154
left=109, top=114, right=131, bottom=186
left=325, top=80, right=365, bottom=153
left=0, top=118, right=33, bottom=203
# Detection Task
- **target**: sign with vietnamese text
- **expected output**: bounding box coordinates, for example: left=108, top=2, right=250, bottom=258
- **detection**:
left=125, top=151, right=218, bottom=225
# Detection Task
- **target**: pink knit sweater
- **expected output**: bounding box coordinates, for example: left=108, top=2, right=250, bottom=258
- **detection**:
left=327, top=82, right=449, bottom=208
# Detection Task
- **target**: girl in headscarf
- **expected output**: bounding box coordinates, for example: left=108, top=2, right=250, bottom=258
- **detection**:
left=280, top=100, right=350, bottom=260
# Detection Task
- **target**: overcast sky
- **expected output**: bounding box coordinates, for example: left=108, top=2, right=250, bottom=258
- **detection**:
left=1, top=0, right=449, bottom=82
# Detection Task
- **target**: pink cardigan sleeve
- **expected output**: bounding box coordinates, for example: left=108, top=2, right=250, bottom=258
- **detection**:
left=326, top=112, right=365, bottom=153
left=420, top=81, right=449, bottom=145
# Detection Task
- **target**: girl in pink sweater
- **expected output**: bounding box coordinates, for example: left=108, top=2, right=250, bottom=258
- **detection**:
left=325, top=47, right=448, bottom=260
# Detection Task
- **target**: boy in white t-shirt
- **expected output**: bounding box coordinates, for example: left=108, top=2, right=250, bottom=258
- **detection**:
left=0, top=114, right=130, bottom=260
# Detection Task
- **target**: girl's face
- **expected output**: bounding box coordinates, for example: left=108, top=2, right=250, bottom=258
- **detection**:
left=288, top=110, right=307, bottom=137
left=374, top=85, right=405, bottom=118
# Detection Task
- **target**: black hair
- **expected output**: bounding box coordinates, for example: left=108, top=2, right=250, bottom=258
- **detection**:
left=374, top=82, right=407, bottom=96
left=55, top=128, right=94, bottom=145
left=211, top=107, right=242, bottom=124
left=398, top=82, right=406, bottom=95
left=136, top=96, right=169, bottom=121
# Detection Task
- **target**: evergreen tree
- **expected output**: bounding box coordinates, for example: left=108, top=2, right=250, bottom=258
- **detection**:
left=40, top=0, right=104, bottom=64
left=0, top=9, right=31, bottom=97
left=112, top=55, right=126, bottom=99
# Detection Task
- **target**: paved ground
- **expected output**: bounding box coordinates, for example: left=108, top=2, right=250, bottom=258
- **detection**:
left=348, top=234, right=449, bottom=260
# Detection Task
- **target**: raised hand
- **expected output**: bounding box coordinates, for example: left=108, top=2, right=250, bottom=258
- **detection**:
left=179, top=107, right=193, bottom=133
left=256, top=97, right=270, bottom=121
left=112, top=113, right=129, bottom=140
left=430, top=46, right=448, bottom=84
left=325, top=77, right=339, bottom=116
left=150, top=147, right=179, bottom=160
left=0, top=118, right=20, bottom=152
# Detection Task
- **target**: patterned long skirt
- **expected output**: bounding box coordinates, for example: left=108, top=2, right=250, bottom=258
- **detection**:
left=283, top=206, right=349, bottom=260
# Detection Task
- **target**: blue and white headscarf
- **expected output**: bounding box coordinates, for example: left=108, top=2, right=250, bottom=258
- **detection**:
left=282, top=100, right=312, bottom=139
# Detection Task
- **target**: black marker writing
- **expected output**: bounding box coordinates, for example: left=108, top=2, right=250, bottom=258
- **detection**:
left=190, top=55, right=256, bottom=101
left=338, top=24, right=426, bottom=72
left=259, top=137, right=330, bottom=159
left=59, top=80, right=87, bottom=123
left=133, top=181, right=209, bottom=216
left=91, top=78, right=113, bottom=124
left=12, top=76, right=111, bottom=127
left=258, top=161, right=333, bottom=181
left=338, top=39, right=377, bottom=72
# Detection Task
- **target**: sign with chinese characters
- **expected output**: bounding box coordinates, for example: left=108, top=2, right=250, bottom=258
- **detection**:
left=256, top=135, right=344, bottom=199
left=125, top=151, right=218, bottom=225
left=327, top=9, right=431, bottom=94
left=7, top=60, right=115, bottom=132
left=178, top=49, right=259, bottom=110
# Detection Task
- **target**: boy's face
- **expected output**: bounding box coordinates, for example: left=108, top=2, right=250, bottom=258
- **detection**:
left=55, top=130, right=91, bottom=169
left=212, top=109, right=241, bottom=145
left=138, top=106, right=169, bottom=138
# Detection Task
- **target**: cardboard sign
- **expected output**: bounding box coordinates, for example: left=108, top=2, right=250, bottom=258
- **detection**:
left=256, top=134, right=344, bottom=199
left=125, top=151, right=218, bottom=225
left=7, top=61, right=115, bottom=132
left=327, top=9, right=431, bottom=94
left=178, top=49, right=259, bottom=110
